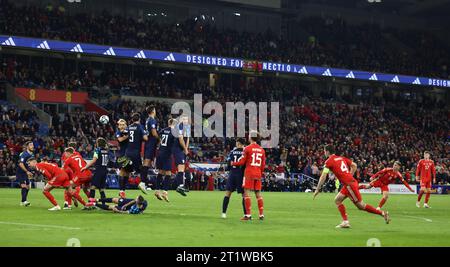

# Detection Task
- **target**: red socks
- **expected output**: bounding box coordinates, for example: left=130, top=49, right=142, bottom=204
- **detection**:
left=337, top=204, right=348, bottom=221
left=244, top=195, right=251, bottom=217
left=425, top=192, right=430, bottom=204
left=257, top=197, right=264, bottom=216
left=378, top=197, right=387, bottom=208
left=64, top=190, right=72, bottom=205
left=364, top=204, right=383, bottom=215
left=418, top=190, right=424, bottom=201
left=43, top=191, right=58, bottom=206
left=358, top=185, right=366, bottom=189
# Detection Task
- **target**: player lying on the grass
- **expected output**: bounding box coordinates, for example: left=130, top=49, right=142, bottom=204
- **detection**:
left=222, top=138, right=246, bottom=219
left=359, top=161, right=414, bottom=210
left=416, top=151, right=436, bottom=208
left=232, top=132, right=265, bottom=221
left=153, top=118, right=178, bottom=202
left=16, top=141, right=34, bottom=207
left=27, top=158, right=86, bottom=211
left=80, top=137, right=111, bottom=206
left=314, top=144, right=390, bottom=228
left=94, top=195, right=148, bottom=214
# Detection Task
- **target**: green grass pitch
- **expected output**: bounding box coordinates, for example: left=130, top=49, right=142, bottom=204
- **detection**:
left=0, top=188, right=449, bottom=247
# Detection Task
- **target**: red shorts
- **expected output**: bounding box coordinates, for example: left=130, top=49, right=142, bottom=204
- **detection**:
left=242, top=177, right=262, bottom=191
left=371, top=180, right=389, bottom=192
left=420, top=180, right=431, bottom=189
left=340, top=181, right=362, bottom=203
left=48, top=173, right=71, bottom=188
left=72, top=171, right=92, bottom=186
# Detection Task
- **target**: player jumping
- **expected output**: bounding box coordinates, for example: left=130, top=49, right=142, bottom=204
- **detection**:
left=139, top=105, right=160, bottom=193
left=172, top=114, right=190, bottom=196
left=154, top=118, right=177, bottom=202
left=314, top=144, right=390, bottom=228
left=231, top=131, right=265, bottom=221
left=118, top=113, right=148, bottom=198
left=416, top=151, right=436, bottom=208
left=359, top=161, right=414, bottom=209
left=222, top=138, right=246, bottom=219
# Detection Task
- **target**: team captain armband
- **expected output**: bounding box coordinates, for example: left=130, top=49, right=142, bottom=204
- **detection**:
left=322, top=167, right=330, bottom=174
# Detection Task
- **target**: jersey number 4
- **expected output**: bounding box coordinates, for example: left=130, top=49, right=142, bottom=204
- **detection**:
left=251, top=153, right=263, bottom=167
left=340, top=161, right=349, bottom=173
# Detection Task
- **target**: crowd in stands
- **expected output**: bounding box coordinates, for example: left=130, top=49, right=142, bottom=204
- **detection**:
left=1, top=0, right=449, bottom=79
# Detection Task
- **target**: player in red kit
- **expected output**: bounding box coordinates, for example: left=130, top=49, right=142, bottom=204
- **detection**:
left=63, top=148, right=92, bottom=209
left=359, top=161, right=414, bottom=209
left=232, top=131, right=266, bottom=221
left=61, top=142, right=81, bottom=209
left=314, top=145, right=390, bottom=228
left=26, top=158, right=84, bottom=211
left=416, top=151, right=436, bottom=208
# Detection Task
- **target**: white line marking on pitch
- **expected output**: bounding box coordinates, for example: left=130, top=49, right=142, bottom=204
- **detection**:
left=0, top=221, right=81, bottom=230
left=400, top=215, right=433, bottom=222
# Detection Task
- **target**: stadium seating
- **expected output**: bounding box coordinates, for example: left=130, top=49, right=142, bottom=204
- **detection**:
left=1, top=0, right=449, bottom=78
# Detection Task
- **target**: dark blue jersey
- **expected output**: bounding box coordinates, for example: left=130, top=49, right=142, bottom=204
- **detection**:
left=17, top=150, right=34, bottom=175
left=94, top=147, right=110, bottom=170
left=172, top=123, right=189, bottom=152
left=158, top=127, right=175, bottom=155
left=227, top=147, right=244, bottom=177
left=125, top=123, right=148, bottom=154
left=145, top=116, right=158, bottom=148
left=115, top=129, right=129, bottom=156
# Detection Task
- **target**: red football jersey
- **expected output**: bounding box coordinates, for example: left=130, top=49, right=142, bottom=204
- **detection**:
left=61, top=151, right=80, bottom=164
left=416, top=159, right=436, bottom=181
left=232, top=142, right=266, bottom=179
left=324, top=154, right=355, bottom=185
left=371, top=168, right=402, bottom=185
left=63, top=154, right=89, bottom=177
left=35, top=162, right=66, bottom=180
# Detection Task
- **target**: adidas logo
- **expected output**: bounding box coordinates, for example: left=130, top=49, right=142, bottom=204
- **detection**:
left=164, top=53, right=176, bottom=61
left=412, top=77, right=421, bottom=85
left=391, top=75, right=400, bottom=83
left=103, top=47, right=116, bottom=56
left=322, top=69, right=332, bottom=76
left=134, top=50, right=146, bottom=59
left=299, top=66, right=308, bottom=74
left=1, top=37, right=16, bottom=46
left=369, top=73, right=378, bottom=81
left=70, top=44, right=83, bottom=53
left=37, top=41, right=50, bottom=49
left=346, top=71, right=355, bottom=79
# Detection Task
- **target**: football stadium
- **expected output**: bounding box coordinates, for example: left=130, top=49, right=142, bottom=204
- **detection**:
left=0, top=0, right=449, bottom=251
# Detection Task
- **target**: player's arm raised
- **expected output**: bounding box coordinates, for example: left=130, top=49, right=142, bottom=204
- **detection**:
left=369, top=169, right=385, bottom=183
left=313, top=167, right=329, bottom=199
